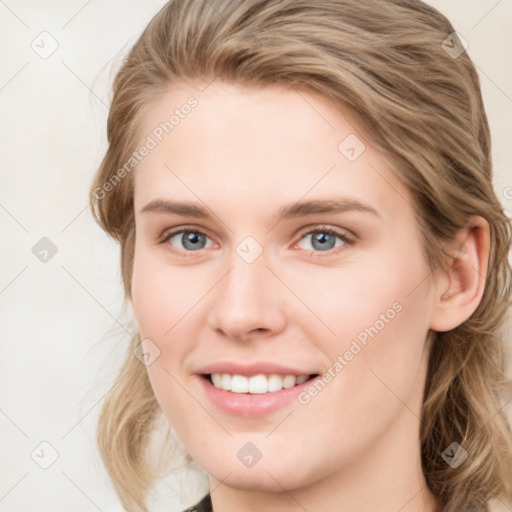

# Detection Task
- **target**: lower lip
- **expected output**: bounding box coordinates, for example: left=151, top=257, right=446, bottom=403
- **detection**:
left=197, top=375, right=319, bottom=417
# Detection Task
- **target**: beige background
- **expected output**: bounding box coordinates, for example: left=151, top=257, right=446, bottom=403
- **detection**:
left=0, top=1, right=511, bottom=510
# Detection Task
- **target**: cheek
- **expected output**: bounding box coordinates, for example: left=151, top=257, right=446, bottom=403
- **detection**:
left=131, top=250, right=205, bottom=428
left=131, top=260, right=166, bottom=340
left=288, top=243, right=431, bottom=349
left=131, top=245, right=206, bottom=339
left=292, top=244, right=432, bottom=416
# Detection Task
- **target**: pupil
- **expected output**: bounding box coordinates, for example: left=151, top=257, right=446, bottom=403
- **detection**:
left=313, top=232, right=334, bottom=251
left=183, top=232, right=204, bottom=250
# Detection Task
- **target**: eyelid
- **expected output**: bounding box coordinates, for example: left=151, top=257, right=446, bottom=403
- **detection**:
left=159, top=224, right=219, bottom=248
left=292, top=224, right=355, bottom=253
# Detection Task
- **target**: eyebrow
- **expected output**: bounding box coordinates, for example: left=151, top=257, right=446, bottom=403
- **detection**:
left=140, top=197, right=380, bottom=221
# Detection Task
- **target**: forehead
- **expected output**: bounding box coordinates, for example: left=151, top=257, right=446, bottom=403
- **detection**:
left=133, top=80, right=415, bottom=222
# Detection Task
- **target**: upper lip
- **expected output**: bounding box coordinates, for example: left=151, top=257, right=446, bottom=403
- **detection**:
left=197, top=361, right=318, bottom=377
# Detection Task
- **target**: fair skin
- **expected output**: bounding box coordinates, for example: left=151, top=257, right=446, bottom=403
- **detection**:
left=129, top=80, right=489, bottom=512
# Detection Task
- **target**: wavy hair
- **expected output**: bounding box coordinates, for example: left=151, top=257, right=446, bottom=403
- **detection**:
left=89, top=1, right=512, bottom=510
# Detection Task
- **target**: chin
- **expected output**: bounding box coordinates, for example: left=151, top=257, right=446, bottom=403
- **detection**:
left=213, top=468, right=300, bottom=493
left=203, top=453, right=320, bottom=493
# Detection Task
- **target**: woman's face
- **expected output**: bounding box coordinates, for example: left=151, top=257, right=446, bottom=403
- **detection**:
left=131, top=81, right=439, bottom=495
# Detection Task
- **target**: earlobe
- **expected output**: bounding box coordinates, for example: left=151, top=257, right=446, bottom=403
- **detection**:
left=429, top=216, right=490, bottom=332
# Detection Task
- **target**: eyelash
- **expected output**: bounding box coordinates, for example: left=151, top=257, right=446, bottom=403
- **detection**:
left=158, top=224, right=355, bottom=258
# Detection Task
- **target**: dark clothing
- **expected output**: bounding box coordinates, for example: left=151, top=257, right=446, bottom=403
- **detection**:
left=181, top=493, right=212, bottom=512
left=181, top=493, right=490, bottom=511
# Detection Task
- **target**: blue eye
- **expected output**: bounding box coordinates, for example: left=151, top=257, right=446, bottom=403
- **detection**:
left=297, top=228, right=351, bottom=252
left=165, top=229, right=214, bottom=251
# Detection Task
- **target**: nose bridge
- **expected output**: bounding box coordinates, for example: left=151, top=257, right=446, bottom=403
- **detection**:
left=220, top=246, right=270, bottom=315
left=208, top=239, right=285, bottom=338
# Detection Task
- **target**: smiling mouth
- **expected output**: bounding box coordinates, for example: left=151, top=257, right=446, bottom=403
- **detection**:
left=201, top=373, right=319, bottom=394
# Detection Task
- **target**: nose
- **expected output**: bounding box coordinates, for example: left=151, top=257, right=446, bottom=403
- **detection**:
left=206, top=247, right=287, bottom=342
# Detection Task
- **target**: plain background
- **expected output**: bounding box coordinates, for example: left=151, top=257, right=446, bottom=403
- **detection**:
left=0, top=1, right=511, bottom=511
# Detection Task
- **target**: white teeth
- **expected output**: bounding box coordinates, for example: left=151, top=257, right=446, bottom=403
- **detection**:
left=267, top=374, right=283, bottom=392
left=231, top=375, right=249, bottom=393
left=210, top=373, right=311, bottom=394
left=221, top=373, right=232, bottom=390
left=211, top=373, right=223, bottom=388
left=282, top=375, right=296, bottom=389
left=248, top=374, right=267, bottom=394
left=296, top=375, right=309, bottom=385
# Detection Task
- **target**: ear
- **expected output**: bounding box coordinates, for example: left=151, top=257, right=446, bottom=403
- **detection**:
left=429, top=216, right=490, bottom=332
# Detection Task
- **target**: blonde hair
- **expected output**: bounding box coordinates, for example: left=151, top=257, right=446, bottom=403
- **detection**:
left=89, top=1, right=512, bottom=510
